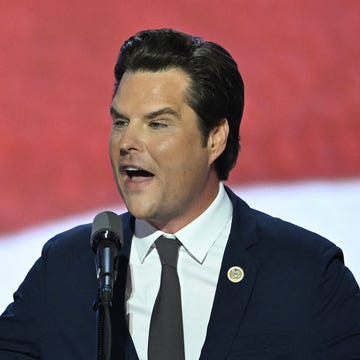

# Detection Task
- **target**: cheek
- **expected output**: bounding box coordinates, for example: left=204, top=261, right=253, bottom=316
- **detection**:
left=154, top=135, right=177, bottom=153
left=148, top=138, right=182, bottom=171
left=108, top=133, right=119, bottom=157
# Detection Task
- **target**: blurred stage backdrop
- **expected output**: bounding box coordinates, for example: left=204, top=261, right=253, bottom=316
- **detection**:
left=0, top=0, right=359, bottom=310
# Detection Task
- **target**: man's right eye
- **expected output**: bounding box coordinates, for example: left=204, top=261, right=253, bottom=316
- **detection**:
left=113, top=119, right=128, bottom=127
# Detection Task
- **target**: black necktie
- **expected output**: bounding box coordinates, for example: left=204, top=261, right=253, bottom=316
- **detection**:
left=148, top=236, right=185, bottom=360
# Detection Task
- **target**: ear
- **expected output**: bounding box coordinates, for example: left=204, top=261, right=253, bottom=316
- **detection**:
left=207, top=118, right=229, bottom=165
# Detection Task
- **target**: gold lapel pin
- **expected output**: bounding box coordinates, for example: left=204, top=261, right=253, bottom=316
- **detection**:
left=227, top=266, right=244, bottom=283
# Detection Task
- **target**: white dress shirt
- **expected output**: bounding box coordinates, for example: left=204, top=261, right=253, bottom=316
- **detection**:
left=125, top=183, right=233, bottom=360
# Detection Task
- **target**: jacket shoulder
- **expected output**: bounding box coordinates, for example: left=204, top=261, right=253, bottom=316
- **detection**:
left=226, top=186, right=341, bottom=260
left=42, top=223, right=92, bottom=257
left=42, top=211, right=132, bottom=259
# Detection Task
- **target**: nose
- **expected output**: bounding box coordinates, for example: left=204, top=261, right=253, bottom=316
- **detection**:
left=117, top=122, right=143, bottom=156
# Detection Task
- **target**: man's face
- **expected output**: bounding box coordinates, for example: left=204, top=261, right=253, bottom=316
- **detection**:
left=109, top=69, right=227, bottom=232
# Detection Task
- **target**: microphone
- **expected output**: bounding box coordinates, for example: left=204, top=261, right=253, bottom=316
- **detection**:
left=91, top=211, right=123, bottom=306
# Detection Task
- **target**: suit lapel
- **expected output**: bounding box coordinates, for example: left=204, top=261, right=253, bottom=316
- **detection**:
left=200, top=189, right=259, bottom=359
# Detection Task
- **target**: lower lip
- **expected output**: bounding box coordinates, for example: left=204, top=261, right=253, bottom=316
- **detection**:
left=124, top=176, right=154, bottom=190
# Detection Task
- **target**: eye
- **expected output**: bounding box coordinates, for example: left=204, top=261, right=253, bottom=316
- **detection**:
left=113, top=118, right=129, bottom=128
left=149, top=121, right=168, bottom=129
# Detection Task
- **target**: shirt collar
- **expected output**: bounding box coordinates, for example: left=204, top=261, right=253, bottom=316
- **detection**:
left=133, top=183, right=233, bottom=263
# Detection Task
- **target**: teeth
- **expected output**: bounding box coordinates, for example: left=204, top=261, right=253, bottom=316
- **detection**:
left=123, top=166, right=154, bottom=178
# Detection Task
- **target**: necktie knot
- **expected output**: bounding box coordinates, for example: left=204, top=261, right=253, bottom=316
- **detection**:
left=155, top=236, right=181, bottom=268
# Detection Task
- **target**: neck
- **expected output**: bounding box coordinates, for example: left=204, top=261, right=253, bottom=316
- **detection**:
left=149, top=178, right=221, bottom=234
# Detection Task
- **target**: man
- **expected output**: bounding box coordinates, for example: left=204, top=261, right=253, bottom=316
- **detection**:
left=1, top=28, right=359, bottom=359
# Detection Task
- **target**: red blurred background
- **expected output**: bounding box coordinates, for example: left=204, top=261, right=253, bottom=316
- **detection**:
left=0, top=0, right=359, bottom=234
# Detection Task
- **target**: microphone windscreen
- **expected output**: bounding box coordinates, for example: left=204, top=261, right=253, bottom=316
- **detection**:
left=90, top=211, right=123, bottom=251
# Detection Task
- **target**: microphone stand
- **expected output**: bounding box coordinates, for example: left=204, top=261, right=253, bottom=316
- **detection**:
left=93, top=244, right=118, bottom=360
left=94, top=293, right=112, bottom=360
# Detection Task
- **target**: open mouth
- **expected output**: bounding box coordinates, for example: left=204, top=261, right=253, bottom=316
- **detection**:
left=124, top=167, right=154, bottom=181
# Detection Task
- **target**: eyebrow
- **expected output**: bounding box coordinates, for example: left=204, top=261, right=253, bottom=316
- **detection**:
left=110, top=106, right=128, bottom=120
left=109, top=106, right=180, bottom=120
left=144, top=107, right=180, bottom=120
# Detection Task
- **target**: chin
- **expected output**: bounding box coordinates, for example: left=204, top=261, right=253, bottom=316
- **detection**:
left=127, top=205, right=154, bottom=220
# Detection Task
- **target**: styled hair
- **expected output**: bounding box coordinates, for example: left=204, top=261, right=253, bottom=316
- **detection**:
left=113, top=29, right=244, bottom=180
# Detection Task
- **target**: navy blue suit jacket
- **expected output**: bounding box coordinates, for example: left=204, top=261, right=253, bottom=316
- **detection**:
left=1, top=188, right=360, bottom=359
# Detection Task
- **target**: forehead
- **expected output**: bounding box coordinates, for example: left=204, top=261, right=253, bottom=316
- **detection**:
left=112, top=69, right=191, bottom=112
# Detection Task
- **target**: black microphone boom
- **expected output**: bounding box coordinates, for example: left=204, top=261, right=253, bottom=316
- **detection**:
left=91, top=211, right=123, bottom=306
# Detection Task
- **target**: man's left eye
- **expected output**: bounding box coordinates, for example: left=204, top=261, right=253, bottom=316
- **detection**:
left=149, top=121, right=167, bottom=129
